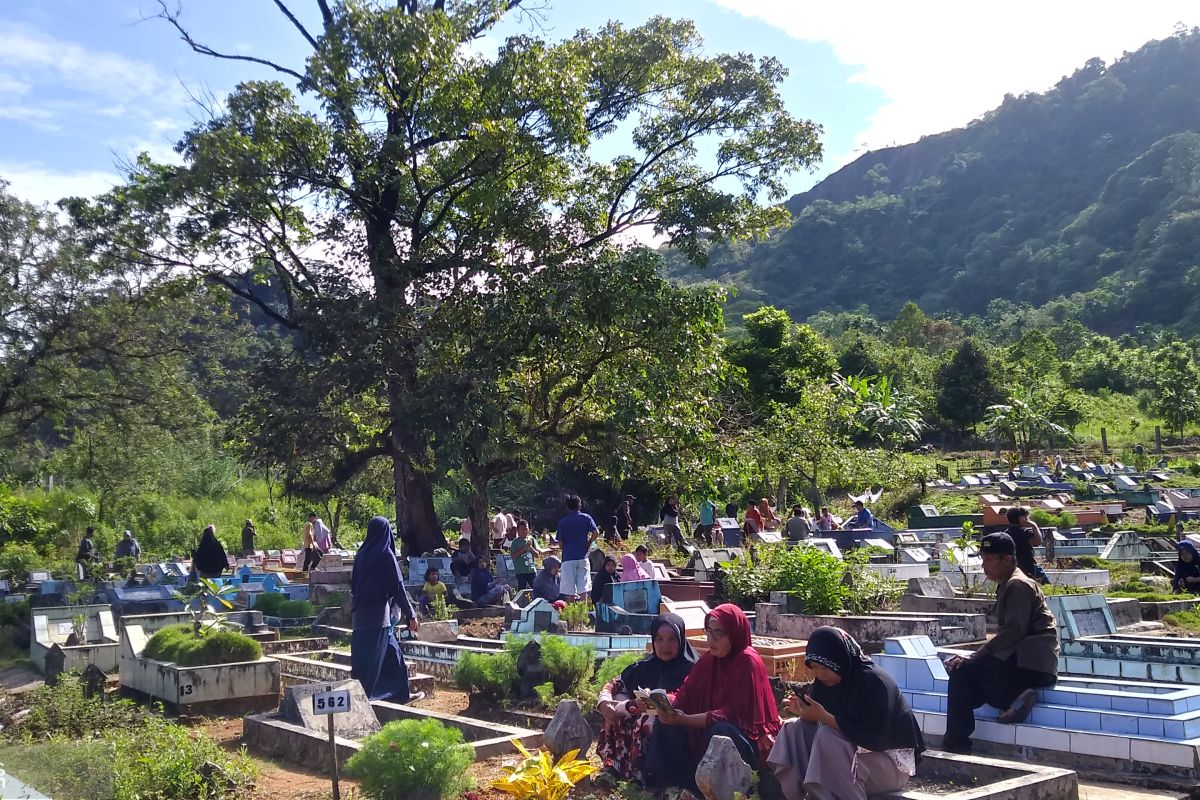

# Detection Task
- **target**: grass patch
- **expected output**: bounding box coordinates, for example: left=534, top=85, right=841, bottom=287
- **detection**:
left=143, top=623, right=262, bottom=666
left=0, top=738, right=114, bottom=799
left=1163, top=607, right=1200, bottom=634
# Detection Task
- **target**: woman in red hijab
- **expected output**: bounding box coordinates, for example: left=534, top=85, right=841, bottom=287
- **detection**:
left=641, top=603, right=781, bottom=793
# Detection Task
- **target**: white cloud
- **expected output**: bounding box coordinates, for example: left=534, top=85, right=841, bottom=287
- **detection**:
left=0, top=23, right=166, bottom=98
left=0, top=161, right=121, bottom=206
left=711, top=1, right=1198, bottom=166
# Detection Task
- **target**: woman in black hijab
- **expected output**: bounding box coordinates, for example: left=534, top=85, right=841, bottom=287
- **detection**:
left=192, top=525, right=228, bottom=579
left=595, top=613, right=697, bottom=784
left=767, top=626, right=923, bottom=800
left=591, top=555, right=618, bottom=603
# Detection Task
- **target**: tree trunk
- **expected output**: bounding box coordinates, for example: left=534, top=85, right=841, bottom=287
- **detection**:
left=385, top=369, right=441, bottom=556
left=776, top=475, right=789, bottom=514
left=465, top=466, right=491, bottom=557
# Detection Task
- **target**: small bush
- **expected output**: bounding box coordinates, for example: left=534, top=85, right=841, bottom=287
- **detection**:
left=8, top=673, right=145, bottom=740
left=0, top=542, right=47, bottom=580
left=452, top=650, right=517, bottom=703
left=276, top=599, right=316, bottom=618
left=593, top=651, right=641, bottom=689
left=721, top=543, right=847, bottom=613
left=109, top=716, right=258, bottom=800
left=144, top=624, right=262, bottom=666
left=538, top=636, right=594, bottom=696
left=347, top=718, right=474, bottom=800
left=252, top=592, right=286, bottom=615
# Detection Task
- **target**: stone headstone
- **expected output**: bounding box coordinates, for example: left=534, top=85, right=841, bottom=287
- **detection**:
left=414, top=620, right=458, bottom=643
left=544, top=699, right=592, bottom=761
left=516, top=640, right=548, bottom=699
left=45, top=644, right=66, bottom=685
left=83, top=663, right=107, bottom=699
left=279, top=680, right=379, bottom=738
left=908, top=576, right=955, bottom=598
left=695, top=735, right=751, bottom=800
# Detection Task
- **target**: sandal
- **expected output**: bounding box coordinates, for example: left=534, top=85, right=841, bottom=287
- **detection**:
left=998, top=688, right=1037, bottom=724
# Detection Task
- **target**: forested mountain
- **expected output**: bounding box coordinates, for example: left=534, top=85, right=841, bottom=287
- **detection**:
left=674, top=29, right=1200, bottom=334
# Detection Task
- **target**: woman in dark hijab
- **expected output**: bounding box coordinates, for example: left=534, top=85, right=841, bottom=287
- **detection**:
left=350, top=516, right=419, bottom=702
left=192, top=525, right=228, bottom=578
left=768, top=626, right=923, bottom=800
left=595, top=613, right=697, bottom=784
left=642, top=603, right=781, bottom=793
left=591, top=555, right=618, bottom=603
left=1173, top=541, right=1200, bottom=594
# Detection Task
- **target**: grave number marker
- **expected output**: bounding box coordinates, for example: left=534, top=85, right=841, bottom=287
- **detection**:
left=312, top=689, right=352, bottom=714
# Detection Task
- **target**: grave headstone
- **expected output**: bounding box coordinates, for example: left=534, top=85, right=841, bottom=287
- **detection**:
left=82, top=663, right=107, bottom=699
left=44, top=643, right=66, bottom=684
left=907, top=576, right=955, bottom=598
left=695, top=735, right=751, bottom=800
left=279, top=680, right=379, bottom=738
left=516, top=640, right=547, bottom=699
left=544, top=699, right=592, bottom=761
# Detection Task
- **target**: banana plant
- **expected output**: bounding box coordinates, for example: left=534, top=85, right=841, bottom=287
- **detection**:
left=172, top=577, right=238, bottom=638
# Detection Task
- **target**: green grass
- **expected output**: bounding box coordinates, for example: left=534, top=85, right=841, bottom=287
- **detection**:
left=143, top=623, right=263, bottom=666
left=0, top=739, right=114, bottom=800
left=1164, top=607, right=1200, bottom=634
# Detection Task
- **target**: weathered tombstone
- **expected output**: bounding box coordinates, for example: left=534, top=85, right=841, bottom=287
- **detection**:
left=82, top=663, right=107, bottom=699
left=695, top=735, right=751, bottom=800
left=907, top=576, right=955, bottom=598
left=543, top=699, right=592, bottom=761
left=279, top=680, right=379, bottom=738
left=516, top=640, right=548, bottom=699
left=44, top=643, right=66, bottom=685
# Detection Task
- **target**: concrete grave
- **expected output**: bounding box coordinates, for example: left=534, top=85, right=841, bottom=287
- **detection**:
left=31, top=603, right=119, bottom=674
left=879, top=634, right=1200, bottom=781
left=279, top=679, right=380, bottom=738
left=506, top=597, right=561, bottom=633
left=865, top=562, right=930, bottom=580
left=757, top=600, right=985, bottom=648
left=909, top=577, right=956, bottom=598
left=107, top=584, right=183, bottom=618
left=595, top=578, right=662, bottom=634
left=687, top=549, right=743, bottom=581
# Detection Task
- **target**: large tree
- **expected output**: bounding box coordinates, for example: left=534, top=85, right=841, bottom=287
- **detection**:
left=71, top=1, right=822, bottom=552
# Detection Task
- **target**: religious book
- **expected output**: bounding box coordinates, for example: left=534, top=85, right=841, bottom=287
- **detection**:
left=634, top=687, right=675, bottom=716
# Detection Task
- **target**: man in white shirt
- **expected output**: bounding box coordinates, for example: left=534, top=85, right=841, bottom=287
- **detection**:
left=491, top=507, right=508, bottom=548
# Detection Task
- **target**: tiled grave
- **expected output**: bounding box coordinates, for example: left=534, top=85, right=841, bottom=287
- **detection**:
left=877, top=635, right=1200, bottom=779
left=595, top=578, right=661, bottom=633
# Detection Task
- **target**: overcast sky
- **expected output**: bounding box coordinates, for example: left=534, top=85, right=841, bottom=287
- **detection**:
left=0, top=1, right=1195, bottom=205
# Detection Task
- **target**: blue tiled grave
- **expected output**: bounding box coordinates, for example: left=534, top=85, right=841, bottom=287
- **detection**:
left=878, top=635, right=1200, bottom=776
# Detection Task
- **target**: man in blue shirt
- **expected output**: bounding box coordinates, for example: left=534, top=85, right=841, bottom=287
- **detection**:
left=698, top=497, right=717, bottom=546
left=556, top=495, right=599, bottom=599
left=845, top=500, right=875, bottom=530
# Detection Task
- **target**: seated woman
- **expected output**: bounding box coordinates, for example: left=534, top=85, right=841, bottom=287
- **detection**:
left=641, top=604, right=780, bottom=794
left=470, top=556, right=506, bottom=605
left=532, top=556, right=566, bottom=606
left=1173, top=541, right=1200, bottom=594
left=768, top=627, right=923, bottom=800
left=418, top=567, right=448, bottom=616
left=591, top=555, right=618, bottom=604
left=621, top=547, right=654, bottom=582
left=596, top=613, right=697, bottom=784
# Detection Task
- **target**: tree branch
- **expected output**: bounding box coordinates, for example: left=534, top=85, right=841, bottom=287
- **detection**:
left=156, top=2, right=307, bottom=85
left=272, top=0, right=320, bottom=50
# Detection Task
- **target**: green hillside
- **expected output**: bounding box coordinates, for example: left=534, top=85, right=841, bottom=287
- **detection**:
left=672, top=29, right=1200, bottom=334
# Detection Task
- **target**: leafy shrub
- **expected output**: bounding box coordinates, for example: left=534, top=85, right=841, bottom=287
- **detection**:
left=490, top=739, right=596, bottom=800
left=276, top=599, right=316, bottom=618
left=0, top=542, right=47, bottom=580
left=452, top=650, right=518, bottom=703
left=347, top=718, right=474, bottom=800
left=9, top=673, right=145, bottom=740
left=109, top=715, right=257, bottom=800
left=144, top=624, right=262, bottom=666
left=592, top=651, right=641, bottom=690
left=537, top=636, right=594, bottom=696
left=842, top=548, right=905, bottom=615
left=320, top=590, right=346, bottom=609
left=558, top=600, right=591, bottom=631
left=721, top=543, right=847, bottom=613
left=252, top=592, right=286, bottom=615
left=0, top=737, right=115, bottom=799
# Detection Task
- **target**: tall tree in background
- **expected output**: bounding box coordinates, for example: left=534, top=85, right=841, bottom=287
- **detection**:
left=935, top=339, right=1003, bottom=437
left=72, top=1, right=822, bottom=552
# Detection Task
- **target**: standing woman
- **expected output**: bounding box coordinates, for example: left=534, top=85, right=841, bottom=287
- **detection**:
left=350, top=516, right=420, bottom=702
left=192, top=525, right=228, bottom=579
left=642, top=603, right=781, bottom=793
left=595, top=613, right=698, bottom=784
left=768, top=626, right=923, bottom=800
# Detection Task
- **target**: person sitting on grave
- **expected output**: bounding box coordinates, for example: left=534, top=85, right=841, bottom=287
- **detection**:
left=418, top=567, right=448, bottom=616
left=595, top=613, right=698, bottom=786
left=1004, top=506, right=1049, bottom=584
left=532, top=555, right=567, bottom=607
left=470, top=555, right=507, bottom=605
left=785, top=507, right=812, bottom=542
left=591, top=555, right=619, bottom=603
left=844, top=500, right=875, bottom=530
left=1172, top=541, right=1200, bottom=594
left=816, top=506, right=836, bottom=531
left=114, top=529, right=142, bottom=560
left=768, top=626, right=923, bottom=800
left=451, top=535, right=475, bottom=578
left=350, top=516, right=420, bottom=702
left=942, top=532, right=1059, bottom=754
left=639, top=603, right=781, bottom=794
left=191, top=525, right=228, bottom=579
left=620, top=545, right=654, bottom=582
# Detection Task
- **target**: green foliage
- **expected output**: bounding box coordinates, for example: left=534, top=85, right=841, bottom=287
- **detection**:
left=143, top=624, right=261, bottom=666
left=558, top=600, right=591, bottom=631
left=936, top=339, right=1004, bottom=432
left=452, top=650, right=518, bottom=704
left=1163, top=608, right=1200, bottom=634
left=276, top=599, right=316, bottom=618
left=721, top=543, right=847, bottom=613
left=108, top=715, right=257, bottom=800
left=0, top=541, right=46, bottom=579
left=250, top=591, right=286, bottom=616
left=537, top=636, right=595, bottom=696
left=593, top=651, right=642, bottom=690
left=346, top=718, right=474, bottom=800
left=0, top=739, right=115, bottom=800
left=7, top=673, right=145, bottom=741
left=842, top=548, right=905, bottom=615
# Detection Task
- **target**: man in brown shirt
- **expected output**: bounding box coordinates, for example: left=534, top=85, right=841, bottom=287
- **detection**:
left=942, top=532, right=1059, bottom=754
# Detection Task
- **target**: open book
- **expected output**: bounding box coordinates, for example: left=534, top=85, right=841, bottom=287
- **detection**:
left=634, top=687, right=675, bottom=716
